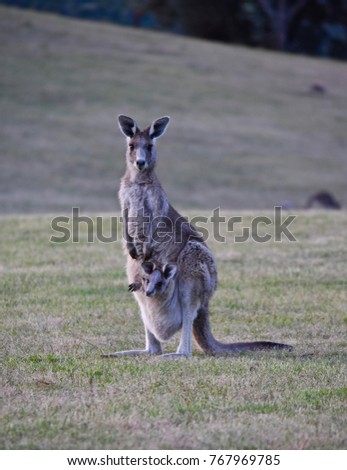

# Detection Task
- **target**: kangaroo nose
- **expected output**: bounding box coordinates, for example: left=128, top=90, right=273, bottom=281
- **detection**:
left=136, top=160, right=146, bottom=170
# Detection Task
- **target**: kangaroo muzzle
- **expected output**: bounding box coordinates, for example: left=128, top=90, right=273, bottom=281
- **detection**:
left=136, top=159, right=146, bottom=171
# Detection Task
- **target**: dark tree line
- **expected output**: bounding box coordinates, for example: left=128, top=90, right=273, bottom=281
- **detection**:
left=2, top=0, right=347, bottom=60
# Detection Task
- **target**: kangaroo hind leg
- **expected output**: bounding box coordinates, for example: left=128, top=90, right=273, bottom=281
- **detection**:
left=101, top=327, right=163, bottom=358
left=161, top=298, right=197, bottom=360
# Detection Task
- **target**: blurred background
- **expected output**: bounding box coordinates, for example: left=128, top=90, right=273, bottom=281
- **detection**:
left=2, top=0, right=347, bottom=59
left=1, top=0, right=346, bottom=213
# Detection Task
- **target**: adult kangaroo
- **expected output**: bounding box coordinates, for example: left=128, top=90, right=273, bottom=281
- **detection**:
left=117, top=115, right=202, bottom=266
left=102, top=116, right=292, bottom=358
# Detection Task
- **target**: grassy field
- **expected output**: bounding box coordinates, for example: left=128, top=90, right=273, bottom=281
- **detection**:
left=1, top=6, right=346, bottom=451
left=1, top=6, right=347, bottom=213
left=1, top=211, right=346, bottom=449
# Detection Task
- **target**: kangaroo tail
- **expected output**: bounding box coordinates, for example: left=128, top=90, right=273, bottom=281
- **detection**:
left=193, top=307, right=293, bottom=355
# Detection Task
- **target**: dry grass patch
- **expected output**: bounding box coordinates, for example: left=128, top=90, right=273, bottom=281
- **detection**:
left=1, top=6, right=347, bottom=213
left=1, top=212, right=346, bottom=449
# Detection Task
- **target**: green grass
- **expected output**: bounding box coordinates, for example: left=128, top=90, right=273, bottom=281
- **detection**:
left=1, top=212, right=346, bottom=449
left=1, top=6, right=347, bottom=213
left=1, top=5, right=346, bottom=450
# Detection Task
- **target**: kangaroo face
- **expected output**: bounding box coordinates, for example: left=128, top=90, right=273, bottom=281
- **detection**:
left=141, top=261, right=177, bottom=297
left=118, top=115, right=170, bottom=173
left=127, top=133, right=155, bottom=173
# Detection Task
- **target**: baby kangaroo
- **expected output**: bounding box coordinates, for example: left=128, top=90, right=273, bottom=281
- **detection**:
left=102, top=241, right=292, bottom=359
left=128, top=262, right=177, bottom=298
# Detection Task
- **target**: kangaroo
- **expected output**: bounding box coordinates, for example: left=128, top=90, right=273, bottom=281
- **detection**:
left=305, top=191, right=341, bottom=210
left=101, top=116, right=292, bottom=358
left=102, top=241, right=292, bottom=358
left=281, top=191, right=342, bottom=211
left=118, top=115, right=202, bottom=266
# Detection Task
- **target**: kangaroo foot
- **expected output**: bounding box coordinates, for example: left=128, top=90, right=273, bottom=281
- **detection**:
left=161, top=353, right=190, bottom=360
left=101, top=349, right=156, bottom=358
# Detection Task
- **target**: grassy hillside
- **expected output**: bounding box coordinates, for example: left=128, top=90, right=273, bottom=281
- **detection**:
left=1, top=212, right=346, bottom=449
left=1, top=6, right=347, bottom=213
left=1, top=7, right=346, bottom=451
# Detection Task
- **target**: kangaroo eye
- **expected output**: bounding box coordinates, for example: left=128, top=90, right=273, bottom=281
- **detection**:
left=146, top=144, right=153, bottom=151
left=156, top=282, right=163, bottom=289
left=129, top=143, right=135, bottom=151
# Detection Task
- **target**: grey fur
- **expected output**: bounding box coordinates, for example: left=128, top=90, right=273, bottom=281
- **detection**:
left=117, top=115, right=202, bottom=269
left=101, top=116, right=292, bottom=359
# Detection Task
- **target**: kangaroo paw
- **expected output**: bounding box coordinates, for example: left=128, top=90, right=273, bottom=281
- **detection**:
left=128, top=283, right=141, bottom=292
left=143, top=243, right=153, bottom=261
left=127, top=244, right=139, bottom=259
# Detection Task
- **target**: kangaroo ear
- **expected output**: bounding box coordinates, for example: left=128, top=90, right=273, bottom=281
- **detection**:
left=118, top=115, right=138, bottom=138
left=163, top=263, right=177, bottom=281
left=142, top=261, right=155, bottom=275
left=149, top=116, right=170, bottom=140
